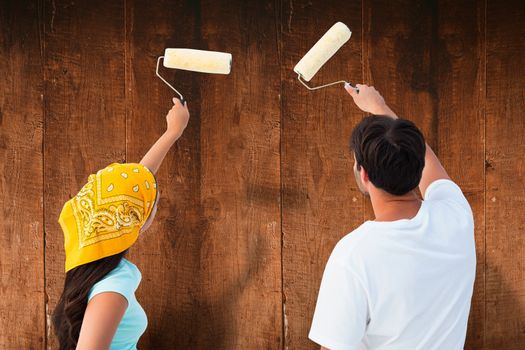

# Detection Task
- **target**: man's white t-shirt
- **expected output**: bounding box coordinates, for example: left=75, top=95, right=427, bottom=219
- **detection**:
left=309, top=179, right=476, bottom=350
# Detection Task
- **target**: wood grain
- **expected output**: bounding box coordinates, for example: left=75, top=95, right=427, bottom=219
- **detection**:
left=0, top=1, right=45, bottom=348
left=280, top=1, right=363, bottom=348
left=43, top=0, right=127, bottom=347
left=126, top=0, right=205, bottom=348
left=486, top=0, right=525, bottom=348
left=364, top=1, right=487, bottom=347
left=363, top=0, right=439, bottom=185
left=196, top=1, right=283, bottom=347
left=0, top=0, right=524, bottom=348
left=434, top=1, right=486, bottom=347
left=127, top=0, right=282, bottom=348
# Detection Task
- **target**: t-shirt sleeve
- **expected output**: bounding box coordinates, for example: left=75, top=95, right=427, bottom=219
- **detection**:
left=88, top=270, right=134, bottom=303
left=424, top=179, right=473, bottom=219
left=309, top=253, right=369, bottom=350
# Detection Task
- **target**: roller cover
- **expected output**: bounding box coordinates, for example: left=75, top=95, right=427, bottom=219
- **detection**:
left=293, top=22, right=352, bottom=81
left=163, top=48, right=232, bottom=74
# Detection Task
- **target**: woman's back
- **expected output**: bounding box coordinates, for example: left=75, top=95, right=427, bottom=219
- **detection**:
left=88, top=258, right=147, bottom=350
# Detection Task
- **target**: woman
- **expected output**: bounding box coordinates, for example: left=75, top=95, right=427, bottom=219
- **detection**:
left=53, top=98, right=190, bottom=349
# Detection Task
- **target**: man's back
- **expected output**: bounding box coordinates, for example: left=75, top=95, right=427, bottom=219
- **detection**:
left=309, top=179, right=476, bottom=349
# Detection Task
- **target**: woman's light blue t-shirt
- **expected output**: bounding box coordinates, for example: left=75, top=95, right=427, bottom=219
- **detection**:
left=88, top=258, right=147, bottom=350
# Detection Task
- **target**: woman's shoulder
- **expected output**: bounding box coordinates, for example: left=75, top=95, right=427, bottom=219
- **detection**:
left=119, top=258, right=142, bottom=279
left=88, top=258, right=141, bottom=302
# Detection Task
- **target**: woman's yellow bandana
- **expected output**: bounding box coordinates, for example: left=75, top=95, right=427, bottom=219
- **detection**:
left=58, top=163, right=158, bottom=272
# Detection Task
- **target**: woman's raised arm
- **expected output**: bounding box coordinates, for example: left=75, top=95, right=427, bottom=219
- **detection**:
left=140, top=98, right=190, bottom=174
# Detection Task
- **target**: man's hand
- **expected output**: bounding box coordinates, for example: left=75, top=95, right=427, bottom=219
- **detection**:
left=344, top=83, right=397, bottom=119
left=344, top=83, right=449, bottom=197
left=166, top=97, right=190, bottom=138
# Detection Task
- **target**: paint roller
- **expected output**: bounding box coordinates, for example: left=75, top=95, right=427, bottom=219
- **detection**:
left=156, top=48, right=232, bottom=104
left=294, top=22, right=358, bottom=93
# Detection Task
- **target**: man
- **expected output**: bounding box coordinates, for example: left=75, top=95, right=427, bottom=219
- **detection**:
left=309, top=84, right=476, bottom=350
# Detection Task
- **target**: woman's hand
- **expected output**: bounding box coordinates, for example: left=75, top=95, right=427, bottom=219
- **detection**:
left=166, top=98, right=190, bottom=138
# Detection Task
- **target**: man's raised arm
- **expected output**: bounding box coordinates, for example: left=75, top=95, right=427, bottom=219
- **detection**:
left=345, top=83, right=450, bottom=198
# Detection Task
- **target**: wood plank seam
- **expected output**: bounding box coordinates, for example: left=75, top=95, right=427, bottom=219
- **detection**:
left=275, top=1, right=287, bottom=349
left=482, top=0, right=487, bottom=345
left=40, top=0, right=48, bottom=348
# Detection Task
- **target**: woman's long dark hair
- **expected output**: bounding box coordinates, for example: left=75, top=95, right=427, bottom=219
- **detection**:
left=52, top=250, right=127, bottom=349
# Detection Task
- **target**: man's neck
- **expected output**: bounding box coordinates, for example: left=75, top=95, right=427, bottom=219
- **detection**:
left=369, top=189, right=422, bottom=222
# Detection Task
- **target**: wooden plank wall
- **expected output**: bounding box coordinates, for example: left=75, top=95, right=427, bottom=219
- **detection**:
left=0, top=0, right=524, bottom=349
left=0, top=1, right=45, bottom=348
left=362, top=1, right=487, bottom=349
left=126, top=0, right=282, bottom=348
left=485, top=0, right=525, bottom=348
left=280, top=1, right=364, bottom=349
left=43, top=1, right=128, bottom=349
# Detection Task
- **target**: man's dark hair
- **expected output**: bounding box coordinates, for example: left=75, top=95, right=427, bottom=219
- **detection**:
left=350, top=116, right=426, bottom=196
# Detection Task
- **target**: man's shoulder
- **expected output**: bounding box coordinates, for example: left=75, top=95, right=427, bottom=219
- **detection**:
left=425, top=179, right=473, bottom=221
left=330, top=223, right=375, bottom=262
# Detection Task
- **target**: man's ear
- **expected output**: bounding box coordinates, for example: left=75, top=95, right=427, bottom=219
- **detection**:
left=360, top=167, right=369, bottom=185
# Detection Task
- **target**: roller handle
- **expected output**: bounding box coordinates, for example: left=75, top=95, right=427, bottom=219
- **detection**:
left=297, top=74, right=358, bottom=93
left=156, top=56, right=187, bottom=104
